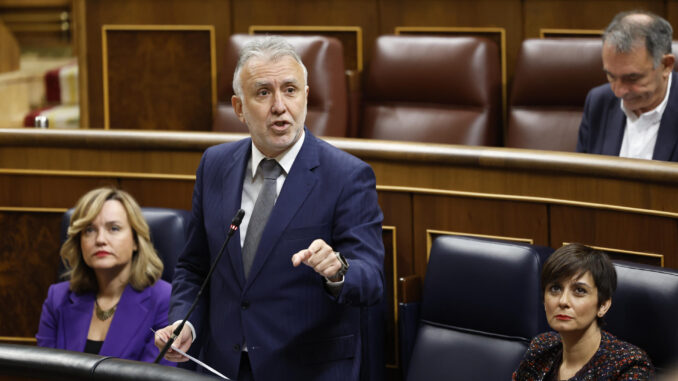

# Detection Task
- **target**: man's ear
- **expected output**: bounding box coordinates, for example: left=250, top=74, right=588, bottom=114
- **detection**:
left=231, top=95, right=246, bottom=124
left=662, top=54, right=675, bottom=77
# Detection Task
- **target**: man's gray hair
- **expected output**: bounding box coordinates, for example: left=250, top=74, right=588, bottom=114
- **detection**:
left=232, top=35, right=308, bottom=96
left=603, top=10, right=673, bottom=67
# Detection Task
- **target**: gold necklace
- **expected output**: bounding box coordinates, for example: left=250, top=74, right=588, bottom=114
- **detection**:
left=95, top=299, right=118, bottom=321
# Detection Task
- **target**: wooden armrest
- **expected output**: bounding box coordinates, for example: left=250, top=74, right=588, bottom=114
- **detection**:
left=398, top=275, right=422, bottom=304
left=345, top=69, right=361, bottom=138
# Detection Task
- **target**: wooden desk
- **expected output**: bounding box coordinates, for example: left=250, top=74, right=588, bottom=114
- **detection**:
left=2, top=128, right=678, bottom=373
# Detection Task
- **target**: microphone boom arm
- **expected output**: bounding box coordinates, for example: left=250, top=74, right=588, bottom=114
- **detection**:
left=154, top=209, right=245, bottom=363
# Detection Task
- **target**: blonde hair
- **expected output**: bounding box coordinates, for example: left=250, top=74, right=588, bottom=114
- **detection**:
left=60, top=187, right=163, bottom=293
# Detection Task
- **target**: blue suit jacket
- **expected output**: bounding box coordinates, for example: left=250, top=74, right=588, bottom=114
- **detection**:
left=170, top=130, right=385, bottom=380
left=36, top=280, right=174, bottom=366
left=576, top=72, right=678, bottom=161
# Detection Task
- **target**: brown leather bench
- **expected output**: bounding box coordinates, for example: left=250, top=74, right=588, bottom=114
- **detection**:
left=507, top=38, right=606, bottom=151
left=360, top=35, right=501, bottom=145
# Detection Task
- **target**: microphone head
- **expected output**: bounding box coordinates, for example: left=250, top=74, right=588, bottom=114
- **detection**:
left=232, top=209, right=246, bottom=227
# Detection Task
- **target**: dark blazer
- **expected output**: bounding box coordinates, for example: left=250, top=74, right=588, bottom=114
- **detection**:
left=169, top=129, right=384, bottom=380
left=576, top=72, right=678, bottom=161
left=513, top=330, right=654, bottom=380
left=36, top=280, right=174, bottom=366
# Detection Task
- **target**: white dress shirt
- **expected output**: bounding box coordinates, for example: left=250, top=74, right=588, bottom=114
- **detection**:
left=619, top=74, right=672, bottom=160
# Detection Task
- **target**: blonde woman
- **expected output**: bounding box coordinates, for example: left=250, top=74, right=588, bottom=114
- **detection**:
left=37, top=187, right=174, bottom=365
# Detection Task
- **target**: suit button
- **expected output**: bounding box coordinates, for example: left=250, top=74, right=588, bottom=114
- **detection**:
left=233, top=344, right=241, bottom=351
left=241, top=301, right=250, bottom=310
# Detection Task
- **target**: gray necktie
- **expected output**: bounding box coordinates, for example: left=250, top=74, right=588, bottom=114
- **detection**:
left=242, top=159, right=282, bottom=278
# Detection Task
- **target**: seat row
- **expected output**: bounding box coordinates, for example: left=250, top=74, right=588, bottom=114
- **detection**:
left=215, top=34, right=678, bottom=151
left=57, top=207, right=384, bottom=379
left=400, top=235, right=678, bottom=380
left=213, top=34, right=613, bottom=149
left=58, top=208, right=678, bottom=380
left=214, top=34, right=504, bottom=146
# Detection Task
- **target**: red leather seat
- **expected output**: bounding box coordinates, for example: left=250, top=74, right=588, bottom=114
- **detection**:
left=507, top=38, right=606, bottom=151
left=360, top=35, right=501, bottom=145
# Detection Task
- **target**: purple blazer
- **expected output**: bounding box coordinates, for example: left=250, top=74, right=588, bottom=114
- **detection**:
left=36, top=280, right=175, bottom=366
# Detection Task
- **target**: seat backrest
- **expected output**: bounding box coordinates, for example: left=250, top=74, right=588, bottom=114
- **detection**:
left=60, top=207, right=191, bottom=282
left=605, top=261, right=678, bottom=373
left=212, top=34, right=348, bottom=137
left=507, top=38, right=606, bottom=151
left=406, top=236, right=551, bottom=381
left=361, top=35, right=501, bottom=146
left=0, top=342, right=217, bottom=380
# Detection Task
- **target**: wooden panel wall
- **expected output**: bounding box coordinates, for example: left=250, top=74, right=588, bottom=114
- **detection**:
left=74, top=0, right=678, bottom=132
left=103, top=27, right=215, bottom=131
left=3, top=129, right=678, bottom=380
left=73, top=0, right=231, bottom=128
left=233, top=0, right=377, bottom=71
left=0, top=19, right=19, bottom=74
left=550, top=206, right=678, bottom=268
left=0, top=0, right=73, bottom=55
left=522, top=0, right=665, bottom=38
left=0, top=211, right=62, bottom=337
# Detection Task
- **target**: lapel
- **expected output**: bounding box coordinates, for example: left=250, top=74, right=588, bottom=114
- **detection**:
left=62, top=290, right=95, bottom=352
left=244, top=131, right=320, bottom=291
left=653, top=73, right=678, bottom=161
left=602, top=99, right=626, bottom=156
left=100, top=284, right=149, bottom=357
left=224, top=141, right=250, bottom=289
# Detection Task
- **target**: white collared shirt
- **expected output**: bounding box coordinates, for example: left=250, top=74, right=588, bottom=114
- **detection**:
left=619, top=74, right=672, bottom=160
left=239, top=131, right=305, bottom=247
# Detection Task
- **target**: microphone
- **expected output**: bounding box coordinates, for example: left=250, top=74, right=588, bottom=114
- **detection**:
left=155, top=209, right=245, bottom=363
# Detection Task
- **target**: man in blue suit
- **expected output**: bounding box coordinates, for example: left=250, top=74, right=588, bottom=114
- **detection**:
left=155, top=36, right=384, bottom=381
left=577, top=10, right=678, bottom=161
